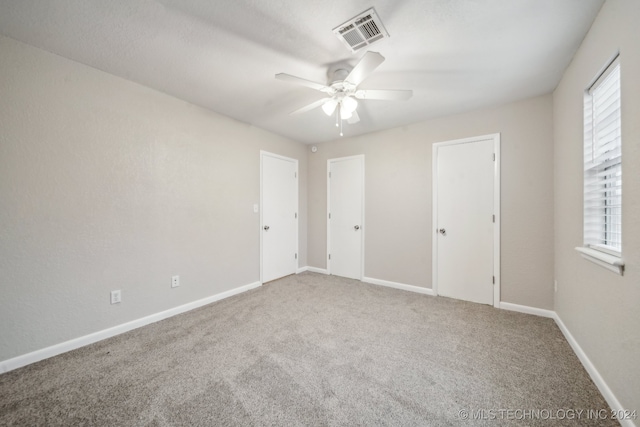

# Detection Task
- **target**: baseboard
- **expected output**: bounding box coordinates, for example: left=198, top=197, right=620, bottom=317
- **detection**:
left=0, top=280, right=262, bottom=374
left=362, top=276, right=435, bottom=296
left=305, top=266, right=329, bottom=275
left=296, top=266, right=308, bottom=274
left=499, top=302, right=555, bottom=318
left=553, top=313, right=636, bottom=427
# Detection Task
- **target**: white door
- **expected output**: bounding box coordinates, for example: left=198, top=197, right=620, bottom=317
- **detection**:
left=433, top=134, right=500, bottom=306
left=261, top=152, right=298, bottom=283
left=328, top=155, right=364, bottom=280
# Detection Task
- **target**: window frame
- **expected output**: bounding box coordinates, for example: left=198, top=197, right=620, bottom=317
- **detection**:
left=576, top=54, right=624, bottom=275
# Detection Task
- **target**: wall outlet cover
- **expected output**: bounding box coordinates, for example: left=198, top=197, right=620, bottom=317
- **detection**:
left=172, top=275, right=180, bottom=288
left=110, top=290, right=121, bottom=304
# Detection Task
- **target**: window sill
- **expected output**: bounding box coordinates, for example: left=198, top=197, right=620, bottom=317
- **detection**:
left=575, top=246, right=624, bottom=275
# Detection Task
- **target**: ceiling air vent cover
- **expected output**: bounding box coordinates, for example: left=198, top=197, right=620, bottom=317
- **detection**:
left=333, top=8, right=389, bottom=53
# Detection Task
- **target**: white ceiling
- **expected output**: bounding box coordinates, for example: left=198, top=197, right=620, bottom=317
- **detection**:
left=0, top=0, right=603, bottom=144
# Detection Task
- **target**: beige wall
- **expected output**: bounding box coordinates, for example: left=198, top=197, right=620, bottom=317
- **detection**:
left=0, top=36, right=307, bottom=361
left=553, top=0, right=640, bottom=413
left=308, top=95, right=555, bottom=309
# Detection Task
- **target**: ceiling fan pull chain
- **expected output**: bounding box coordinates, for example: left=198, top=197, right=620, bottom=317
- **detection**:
left=336, top=102, right=342, bottom=136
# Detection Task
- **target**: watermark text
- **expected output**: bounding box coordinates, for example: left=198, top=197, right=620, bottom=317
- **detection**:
left=457, top=408, right=637, bottom=421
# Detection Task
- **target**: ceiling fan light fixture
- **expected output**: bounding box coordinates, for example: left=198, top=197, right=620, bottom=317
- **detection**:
left=341, top=96, right=358, bottom=114
left=340, top=109, right=353, bottom=120
left=322, top=99, right=338, bottom=116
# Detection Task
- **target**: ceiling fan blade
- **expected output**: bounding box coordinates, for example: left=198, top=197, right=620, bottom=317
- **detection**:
left=344, top=51, right=385, bottom=86
left=275, top=73, right=331, bottom=93
left=354, top=89, right=413, bottom=101
left=290, top=98, right=331, bottom=115
left=347, top=110, right=360, bottom=124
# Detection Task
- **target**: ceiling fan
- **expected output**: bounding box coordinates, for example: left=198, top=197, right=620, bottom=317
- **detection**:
left=276, top=51, right=413, bottom=136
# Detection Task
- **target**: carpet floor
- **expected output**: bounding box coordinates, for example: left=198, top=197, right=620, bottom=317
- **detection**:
left=0, top=272, right=614, bottom=426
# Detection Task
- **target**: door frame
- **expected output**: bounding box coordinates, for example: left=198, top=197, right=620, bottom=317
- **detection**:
left=260, top=150, right=299, bottom=284
left=327, top=155, right=365, bottom=279
left=431, top=133, right=501, bottom=307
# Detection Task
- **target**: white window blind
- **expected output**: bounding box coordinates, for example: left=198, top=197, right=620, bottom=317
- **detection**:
left=584, top=58, right=621, bottom=254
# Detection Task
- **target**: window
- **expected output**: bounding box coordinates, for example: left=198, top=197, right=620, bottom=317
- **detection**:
left=577, top=55, right=623, bottom=274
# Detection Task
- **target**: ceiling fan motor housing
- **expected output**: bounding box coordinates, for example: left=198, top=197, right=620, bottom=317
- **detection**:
left=327, top=69, right=356, bottom=96
left=329, top=68, right=349, bottom=84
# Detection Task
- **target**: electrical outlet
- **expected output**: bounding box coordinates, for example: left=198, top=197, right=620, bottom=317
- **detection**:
left=172, top=275, right=180, bottom=288
left=111, top=290, right=121, bottom=304
left=554, top=280, right=558, bottom=293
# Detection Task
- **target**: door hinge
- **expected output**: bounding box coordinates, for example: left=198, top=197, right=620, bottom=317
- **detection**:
left=493, top=214, right=495, bottom=223
left=295, top=212, right=297, bottom=219
left=493, top=153, right=496, bottom=161
left=295, top=253, right=297, bottom=259
left=493, top=276, right=495, bottom=284
left=329, top=172, right=332, bottom=178
left=294, top=172, right=297, bottom=178
left=328, top=254, right=331, bottom=260
left=329, top=213, right=331, bottom=219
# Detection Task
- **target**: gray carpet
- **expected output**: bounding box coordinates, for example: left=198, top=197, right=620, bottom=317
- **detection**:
left=0, top=272, right=614, bottom=426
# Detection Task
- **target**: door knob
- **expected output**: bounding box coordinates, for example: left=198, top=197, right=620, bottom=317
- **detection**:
left=354, top=225, right=360, bottom=230
left=439, top=228, right=446, bottom=235
left=264, top=225, right=270, bottom=231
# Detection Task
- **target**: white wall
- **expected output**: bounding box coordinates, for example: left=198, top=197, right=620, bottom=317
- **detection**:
left=308, top=95, right=555, bottom=309
left=0, top=35, right=307, bottom=362
left=553, top=0, right=640, bottom=414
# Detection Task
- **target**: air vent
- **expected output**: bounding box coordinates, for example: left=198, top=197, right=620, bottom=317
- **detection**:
left=333, top=8, right=389, bottom=53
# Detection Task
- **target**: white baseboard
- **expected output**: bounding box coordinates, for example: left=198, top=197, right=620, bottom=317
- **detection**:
left=499, top=302, right=555, bottom=318
left=553, top=313, right=636, bottom=427
left=296, top=266, right=308, bottom=274
left=305, top=266, right=329, bottom=275
left=0, top=281, right=262, bottom=374
left=362, top=276, right=435, bottom=296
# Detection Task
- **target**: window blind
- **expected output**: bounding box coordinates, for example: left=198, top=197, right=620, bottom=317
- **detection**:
left=584, top=60, right=621, bottom=253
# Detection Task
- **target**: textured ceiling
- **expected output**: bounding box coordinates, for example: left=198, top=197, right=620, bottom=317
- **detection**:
left=0, top=0, right=603, bottom=144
